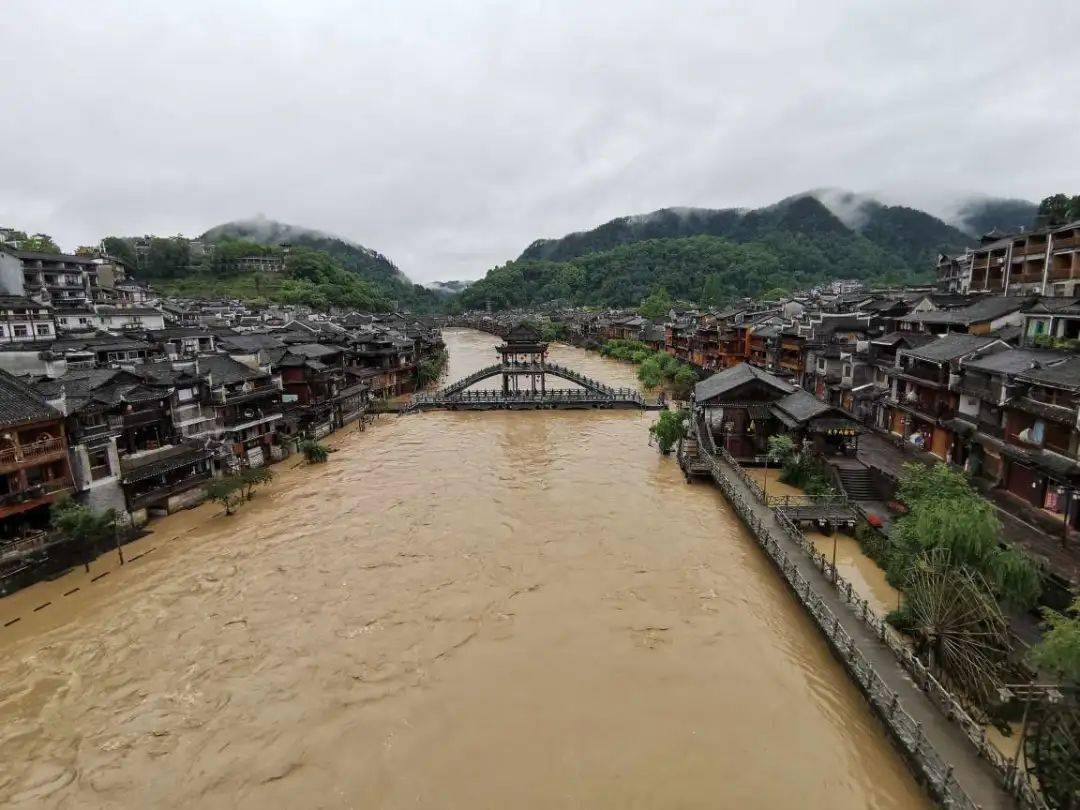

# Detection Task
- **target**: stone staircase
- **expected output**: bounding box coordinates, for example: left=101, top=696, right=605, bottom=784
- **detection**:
left=834, top=465, right=882, bottom=501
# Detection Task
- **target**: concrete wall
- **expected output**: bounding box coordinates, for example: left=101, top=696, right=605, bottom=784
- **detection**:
left=166, top=486, right=207, bottom=512
left=0, top=252, right=25, bottom=295
left=0, top=351, right=67, bottom=378
left=84, top=477, right=129, bottom=516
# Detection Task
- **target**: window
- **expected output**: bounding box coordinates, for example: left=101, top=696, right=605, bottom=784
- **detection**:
left=13, top=325, right=28, bottom=337
left=36, top=324, right=50, bottom=336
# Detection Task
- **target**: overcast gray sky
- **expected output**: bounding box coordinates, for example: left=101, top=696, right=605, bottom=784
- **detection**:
left=2, top=0, right=1078, bottom=282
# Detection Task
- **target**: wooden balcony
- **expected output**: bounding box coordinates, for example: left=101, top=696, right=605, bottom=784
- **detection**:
left=0, top=437, right=66, bottom=470
left=0, top=480, right=73, bottom=513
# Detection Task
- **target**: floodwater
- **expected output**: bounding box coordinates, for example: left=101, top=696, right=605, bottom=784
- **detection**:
left=0, top=329, right=929, bottom=809
left=806, top=532, right=903, bottom=618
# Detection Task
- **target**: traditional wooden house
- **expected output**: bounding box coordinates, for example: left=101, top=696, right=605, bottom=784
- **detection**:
left=695, top=363, right=859, bottom=460
left=885, top=334, right=1009, bottom=460
left=0, top=370, right=73, bottom=538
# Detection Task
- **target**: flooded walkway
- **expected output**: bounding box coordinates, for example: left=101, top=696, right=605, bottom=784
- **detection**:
left=0, top=330, right=929, bottom=809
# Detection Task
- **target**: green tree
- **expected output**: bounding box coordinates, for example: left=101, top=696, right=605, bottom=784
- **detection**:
left=145, top=235, right=192, bottom=278
left=21, top=233, right=61, bottom=253
left=239, top=467, right=274, bottom=500
left=700, top=274, right=724, bottom=307
left=102, top=236, right=138, bottom=267
left=1031, top=597, right=1080, bottom=684
left=299, top=439, right=330, bottom=463
left=637, top=357, right=664, bottom=388
left=761, top=286, right=790, bottom=300
left=659, top=355, right=682, bottom=382
left=211, top=236, right=277, bottom=272
left=282, top=248, right=391, bottom=311
left=1036, top=194, right=1080, bottom=228
left=50, top=499, right=118, bottom=561
left=891, top=463, right=1041, bottom=609
left=766, top=434, right=796, bottom=466
left=672, top=366, right=697, bottom=399
left=638, top=288, right=672, bottom=320
left=417, top=350, right=449, bottom=387
left=206, top=477, right=245, bottom=516
left=649, top=408, right=688, bottom=455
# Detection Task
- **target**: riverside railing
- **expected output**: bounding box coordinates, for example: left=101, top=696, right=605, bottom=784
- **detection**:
left=696, top=419, right=1046, bottom=809
left=703, top=454, right=980, bottom=809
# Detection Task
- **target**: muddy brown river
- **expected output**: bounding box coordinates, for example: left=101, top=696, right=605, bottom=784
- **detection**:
left=0, top=329, right=929, bottom=808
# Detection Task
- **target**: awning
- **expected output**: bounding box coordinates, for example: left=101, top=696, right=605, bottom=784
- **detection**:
left=807, top=417, right=862, bottom=435
left=121, top=447, right=211, bottom=483
left=943, top=417, right=977, bottom=439
left=999, top=444, right=1080, bottom=480
left=1009, top=396, right=1075, bottom=426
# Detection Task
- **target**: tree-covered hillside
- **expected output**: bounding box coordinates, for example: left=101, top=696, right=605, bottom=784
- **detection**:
left=456, top=231, right=920, bottom=311
left=101, top=218, right=441, bottom=312
left=201, top=218, right=404, bottom=287
left=200, top=218, right=439, bottom=310
left=857, top=202, right=971, bottom=268
left=952, top=198, right=1039, bottom=237
left=519, top=194, right=972, bottom=273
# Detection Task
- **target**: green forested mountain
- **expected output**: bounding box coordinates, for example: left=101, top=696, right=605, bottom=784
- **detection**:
left=457, top=230, right=919, bottom=311
left=519, top=194, right=975, bottom=268
left=200, top=218, right=440, bottom=311
left=856, top=201, right=971, bottom=268
left=102, top=218, right=440, bottom=312
left=952, top=197, right=1039, bottom=236
left=462, top=194, right=964, bottom=310
left=201, top=218, right=404, bottom=287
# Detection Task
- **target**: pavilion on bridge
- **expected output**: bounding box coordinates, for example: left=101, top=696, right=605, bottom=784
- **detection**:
left=498, top=323, right=549, bottom=395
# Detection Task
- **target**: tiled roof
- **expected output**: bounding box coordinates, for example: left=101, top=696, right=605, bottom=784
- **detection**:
left=694, top=363, right=794, bottom=403
left=0, top=369, right=61, bottom=426
left=197, top=354, right=267, bottom=385
left=903, top=334, right=1006, bottom=363
left=961, top=349, right=1066, bottom=376
left=772, top=389, right=833, bottom=423
left=1015, top=356, right=1080, bottom=391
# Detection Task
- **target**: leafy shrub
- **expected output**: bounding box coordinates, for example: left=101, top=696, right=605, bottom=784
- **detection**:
left=649, top=408, right=688, bottom=455
left=299, top=439, right=330, bottom=463
left=637, top=358, right=664, bottom=388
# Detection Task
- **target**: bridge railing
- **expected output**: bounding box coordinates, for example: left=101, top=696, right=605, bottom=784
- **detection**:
left=409, top=386, right=645, bottom=408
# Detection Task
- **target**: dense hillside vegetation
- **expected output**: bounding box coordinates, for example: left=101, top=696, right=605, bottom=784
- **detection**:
left=952, top=198, right=1039, bottom=236
left=102, top=218, right=440, bottom=312
left=460, top=195, right=960, bottom=310
left=856, top=202, right=971, bottom=268
left=456, top=230, right=920, bottom=311
left=520, top=194, right=972, bottom=271
left=201, top=218, right=405, bottom=287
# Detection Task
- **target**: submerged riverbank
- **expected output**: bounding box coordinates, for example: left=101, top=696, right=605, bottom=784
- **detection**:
left=0, top=329, right=928, bottom=809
